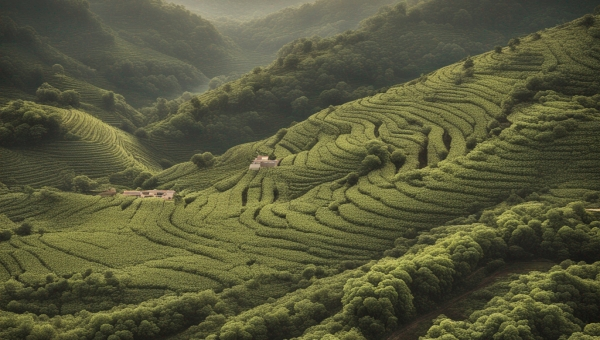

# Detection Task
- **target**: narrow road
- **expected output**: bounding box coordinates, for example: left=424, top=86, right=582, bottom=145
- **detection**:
left=386, top=259, right=555, bottom=340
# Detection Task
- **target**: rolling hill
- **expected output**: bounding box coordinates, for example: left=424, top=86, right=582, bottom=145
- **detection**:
left=150, top=0, right=600, bottom=155
left=0, top=12, right=599, bottom=340
left=167, top=0, right=313, bottom=20
left=0, top=0, right=238, bottom=109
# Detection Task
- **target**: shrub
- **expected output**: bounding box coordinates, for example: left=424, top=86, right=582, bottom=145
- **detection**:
left=141, top=176, right=159, bottom=190
left=0, top=230, right=12, bottom=242
left=102, top=91, right=116, bottom=111
left=462, top=57, right=474, bottom=69
left=133, top=171, right=152, bottom=188
left=134, top=128, right=149, bottom=138
left=391, top=150, right=406, bottom=168
left=35, top=83, right=60, bottom=103
left=494, top=46, right=503, bottom=53
left=71, top=175, right=98, bottom=192
left=361, top=154, right=382, bottom=171
left=191, top=152, right=215, bottom=168
left=580, top=14, right=595, bottom=27
left=59, top=90, right=80, bottom=107
left=346, top=172, right=359, bottom=186
left=51, top=64, right=64, bottom=75
left=158, top=159, right=174, bottom=169
left=15, top=222, right=33, bottom=236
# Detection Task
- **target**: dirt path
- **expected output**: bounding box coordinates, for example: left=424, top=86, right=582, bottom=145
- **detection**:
left=386, top=259, right=555, bottom=340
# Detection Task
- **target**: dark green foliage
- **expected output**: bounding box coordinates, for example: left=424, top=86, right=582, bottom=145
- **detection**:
left=35, top=83, right=81, bottom=108
left=101, top=91, right=116, bottom=111
left=132, top=171, right=152, bottom=188
left=58, top=89, right=80, bottom=107
left=0, top=100, right=64, bottom=146
left=346, top=172, right=360, bottom=186
left=462, top=57, right=474, bottom=69
left=422, top=262, right=600, bottom=340
left=391, top=149, right=407, bottom=169
left=109, top=167, right=142, bottom=187
left=141, top=176, right=159, bottom=190
left=0, top=229, right=12, bottom=242
left=134, top=127, right=149, bottom=138
left=494, top=45, right=503, bottom=53
left=71, top=175, right=98, bottom=193
left=0, top=269, right=127, bottom=317
left=191, top=152, right=216, bottom=168
left=35, top=83, right=60, bottom=103
left=581, top=14, right=596, bottom=27
left=15, top=222, right=33, bottom=236
left=158, top=158, right=174, bottom=169
left=95, top=0, right=230, bottom=75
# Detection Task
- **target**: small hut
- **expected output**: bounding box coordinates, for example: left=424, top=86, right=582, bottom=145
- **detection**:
left=249, top=155, right=280, bottom=170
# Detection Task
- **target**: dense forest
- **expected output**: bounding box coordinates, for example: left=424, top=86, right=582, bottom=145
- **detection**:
left=0, top=1, right=600, bottom=339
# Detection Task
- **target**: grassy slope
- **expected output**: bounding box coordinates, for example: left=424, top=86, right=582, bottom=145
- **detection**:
left=0, top=105, right=163, bottom=188
left=0, top=14, right=598, bottom=337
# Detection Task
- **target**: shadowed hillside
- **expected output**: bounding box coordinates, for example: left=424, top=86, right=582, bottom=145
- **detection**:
left=217, top=0, right=401, bottom=58
left=168, top=0, right=312, bottom=20
left=0, top=13, right=599, bottom=339
left=0, top=0, right=236, bottom=108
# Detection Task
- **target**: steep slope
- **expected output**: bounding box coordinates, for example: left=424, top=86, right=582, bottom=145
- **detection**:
left=217, top=0, right=401, bottom=59
left=0, top=101, right=163, bottom=189
left=88, top=0, right=236, bottom=78
left=0, top=0, right=227, bottom=107
left=151, top=0, right=600, bottom=154
left=0, top=13, right=599, bottom=339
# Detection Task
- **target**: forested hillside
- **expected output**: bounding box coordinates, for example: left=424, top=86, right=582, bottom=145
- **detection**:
left=0, top=11, right=600, bottom=339
left=150, top=0, right=599, bottom=154
left=217, top=0, right=401, bottom=56
left=167, top=0, right=312, bottom=20
left=0, top=0, right=236, bottom=109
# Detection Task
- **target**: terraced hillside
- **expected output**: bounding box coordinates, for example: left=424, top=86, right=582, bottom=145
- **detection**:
left=153, top=0, right=600, bottom=154
left=1, top=13, right=600, bottom=340
left=0, top=104, right=162, bottom=188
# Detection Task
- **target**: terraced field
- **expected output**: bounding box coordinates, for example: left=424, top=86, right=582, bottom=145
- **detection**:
left=0, top=107, right=162, bottom=187
left=1, top=15, right=600, bottom=340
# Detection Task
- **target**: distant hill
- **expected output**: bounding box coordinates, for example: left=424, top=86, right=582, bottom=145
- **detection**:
left=0, top=13, right=599, bottom=340
left=217, top=0, right=401, bottom=57
left=0, top=0, right=238, bottom=109
left=150, top=0, right=600, bottom=153
left=167, top=0, right=312, bottom=20
left=87, top=0, right=236, bottom=78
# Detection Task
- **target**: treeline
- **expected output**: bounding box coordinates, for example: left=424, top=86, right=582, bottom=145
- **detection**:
left=0, top=269, right=126, bottom=317
left=150, top=0, right=599, bottom=152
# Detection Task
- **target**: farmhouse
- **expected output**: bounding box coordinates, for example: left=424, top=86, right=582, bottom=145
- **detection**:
left=249, top=155, right=279, bottom=170
left=122, top=190, right=176, bottom=200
